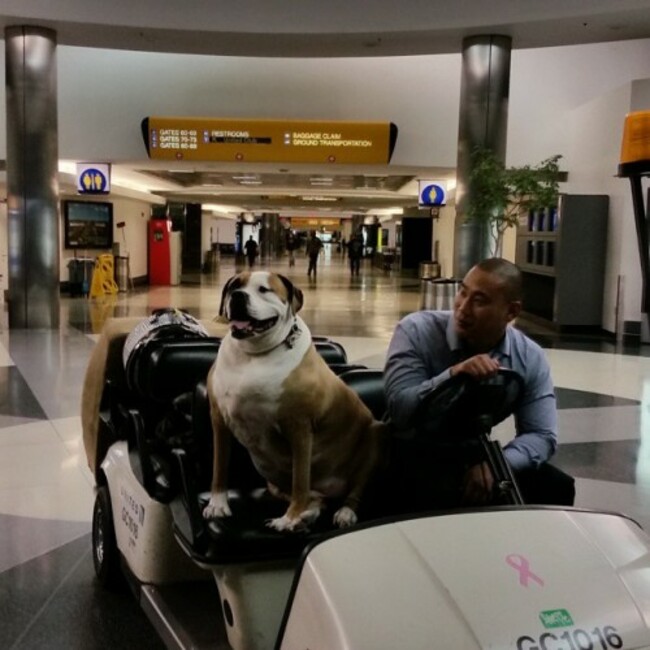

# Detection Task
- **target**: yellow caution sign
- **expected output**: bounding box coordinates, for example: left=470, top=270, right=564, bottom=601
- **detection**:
left=90, top=254, right=119, bottom=298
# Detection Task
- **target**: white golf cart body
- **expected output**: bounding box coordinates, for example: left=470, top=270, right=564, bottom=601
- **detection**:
left=101, top=439, right=650, bottom=650
left=90, top=323, right=650, bottom=650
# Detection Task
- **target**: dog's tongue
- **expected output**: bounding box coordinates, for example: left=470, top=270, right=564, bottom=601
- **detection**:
left=231, top=320, right=252, bottom=331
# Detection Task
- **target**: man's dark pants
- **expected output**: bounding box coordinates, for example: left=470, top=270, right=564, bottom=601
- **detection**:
left=369, top=436, right=576, bottom=517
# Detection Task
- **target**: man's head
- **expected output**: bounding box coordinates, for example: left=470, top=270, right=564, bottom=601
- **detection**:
left=453, top=258, right=523, bottom=352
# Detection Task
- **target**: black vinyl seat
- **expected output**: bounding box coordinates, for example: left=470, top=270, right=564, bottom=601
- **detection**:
left=117, top=337, right=221, bottom=502
left=338, top=368, right=386, bottom=420
left=314, top=340, right=348, bottom=365
left=126, top=337, right=221, bottom=401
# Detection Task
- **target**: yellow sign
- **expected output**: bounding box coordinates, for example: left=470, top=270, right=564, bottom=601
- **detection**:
left=291, top=217, right=342, bottom=228
left=141, top=117, right=397, bottom=164
left=90, top=254, right=119, bottom=298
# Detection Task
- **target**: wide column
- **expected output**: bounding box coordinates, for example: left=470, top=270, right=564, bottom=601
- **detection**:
left=5, top=26, right=60, bottom=328
left=453, top=35, right=511, bottom=277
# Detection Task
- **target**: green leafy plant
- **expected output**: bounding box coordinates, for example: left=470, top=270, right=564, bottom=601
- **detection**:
left=467, top=147, right=562, bottom=255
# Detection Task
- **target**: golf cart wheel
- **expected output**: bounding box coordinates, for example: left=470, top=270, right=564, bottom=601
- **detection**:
left=92, top=485, right=123, bottom=590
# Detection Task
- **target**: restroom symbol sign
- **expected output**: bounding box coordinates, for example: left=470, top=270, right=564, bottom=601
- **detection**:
left=76, top=163, right=111, bottom=194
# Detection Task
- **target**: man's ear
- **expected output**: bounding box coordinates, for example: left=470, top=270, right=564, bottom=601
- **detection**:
left=507, top=300, right=523, bottom=322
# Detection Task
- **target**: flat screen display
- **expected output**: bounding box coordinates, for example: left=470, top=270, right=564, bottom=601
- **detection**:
left=63, top=200, right=113, bottom=249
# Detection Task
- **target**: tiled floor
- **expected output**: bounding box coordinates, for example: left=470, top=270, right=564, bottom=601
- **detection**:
left=2, top=248, right=650, bottom=648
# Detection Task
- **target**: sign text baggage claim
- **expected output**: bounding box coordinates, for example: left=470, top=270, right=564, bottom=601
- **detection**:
left=290, top=132, right=373, bottom=147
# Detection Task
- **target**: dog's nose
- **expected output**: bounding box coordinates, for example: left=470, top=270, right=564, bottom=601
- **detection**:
left=229, top=290, right=249, bottom=317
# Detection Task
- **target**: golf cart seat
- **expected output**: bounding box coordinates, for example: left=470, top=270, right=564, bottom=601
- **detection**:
left=166, top=367, right=388, bottom=564
left=313, top=340, right=348, bottom=364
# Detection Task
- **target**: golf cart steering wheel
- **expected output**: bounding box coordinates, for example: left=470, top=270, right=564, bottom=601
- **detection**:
left=416, top=368, right=525, bottom=438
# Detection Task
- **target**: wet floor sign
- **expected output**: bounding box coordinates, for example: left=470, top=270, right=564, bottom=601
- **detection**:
left=90, top=254, right=119, bottom=298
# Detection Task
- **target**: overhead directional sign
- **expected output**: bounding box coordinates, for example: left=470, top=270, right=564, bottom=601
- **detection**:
left=141, top=117, right=398, bottom=164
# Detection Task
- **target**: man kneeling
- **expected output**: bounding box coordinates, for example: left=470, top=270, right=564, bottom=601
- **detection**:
left=383, top=258, right=575, bottom=511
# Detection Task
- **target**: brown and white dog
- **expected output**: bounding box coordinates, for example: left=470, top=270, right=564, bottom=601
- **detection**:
left=202, top=271, right=385, bottom=532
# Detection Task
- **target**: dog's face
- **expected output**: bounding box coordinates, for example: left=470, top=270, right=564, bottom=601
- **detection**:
left=219, top=271, right=303, bottom=340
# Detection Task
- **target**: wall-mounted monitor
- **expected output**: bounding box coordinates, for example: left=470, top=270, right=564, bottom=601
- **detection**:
left=63, top=200, right=113, bottom=249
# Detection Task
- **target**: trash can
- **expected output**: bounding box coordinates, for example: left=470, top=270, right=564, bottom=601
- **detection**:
left=419, top=261, right=441, bottom=280
left=420, top=278, right=461, bottom=310
left=67, top=258, right=95, bottom=297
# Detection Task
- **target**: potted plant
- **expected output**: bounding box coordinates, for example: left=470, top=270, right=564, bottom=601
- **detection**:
left=466, top=147, right=562, bottom=257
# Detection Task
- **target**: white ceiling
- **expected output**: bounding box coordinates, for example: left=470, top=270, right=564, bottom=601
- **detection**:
left=7, top=0, right=650, bottom=217
left=4, top=1, right=650, bottom=58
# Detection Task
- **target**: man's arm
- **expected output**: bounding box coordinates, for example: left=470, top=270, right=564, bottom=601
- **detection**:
left=503, top=347, right=557, bottom=472
left=384, top=316, right=453, bottom=429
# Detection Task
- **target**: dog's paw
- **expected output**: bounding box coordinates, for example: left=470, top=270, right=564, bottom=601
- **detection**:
left=267, top=503, right=321, bottom=533
left=266, top=515, right=307, bottom=533
left=202, top=492, right=232, bottom=519
left=333, top=506, right=358, bottom=528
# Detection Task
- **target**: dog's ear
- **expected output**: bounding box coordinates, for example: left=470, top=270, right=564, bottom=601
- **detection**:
left=291, top=286, right=304, bottom=314
left=277, top=274, right=304, bottom=314
left=218, top=275, right=237, bottom=318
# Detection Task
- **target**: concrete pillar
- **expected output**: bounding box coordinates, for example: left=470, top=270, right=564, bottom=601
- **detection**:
left=453, top=35, right=511, bottom=277
left=5, top=26, right=60, bottom=328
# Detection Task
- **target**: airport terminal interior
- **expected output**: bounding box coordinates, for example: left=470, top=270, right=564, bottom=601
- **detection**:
left=7, top=1, right=650, bottom=648
left=0, top=250, right=650, bottom=649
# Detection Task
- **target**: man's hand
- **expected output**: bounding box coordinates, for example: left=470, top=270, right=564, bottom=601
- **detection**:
left=461, top=461, right=494, bottom=505
left=451, top=353, right=500, bottom=380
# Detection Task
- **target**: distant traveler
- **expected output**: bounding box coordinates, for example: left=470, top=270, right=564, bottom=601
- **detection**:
left=244, top=236, right=259, bottom=268
left=348, top=232, right=364, bottom=277
left=286, top=230, right=297, bottom=267
left=306, top=230, right=323, bottom=278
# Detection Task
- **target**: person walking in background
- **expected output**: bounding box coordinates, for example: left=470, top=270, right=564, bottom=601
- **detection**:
left=286, top=230, right=297, bottom=267
left=306, top=230, right=323, bottom=279
left=347, top=231, right=364, bottom=277
left=244, top=235, right=259, bottom=268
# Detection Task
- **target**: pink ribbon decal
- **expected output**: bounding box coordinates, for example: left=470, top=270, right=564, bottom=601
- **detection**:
left=506, top=554, right=545, bottom=587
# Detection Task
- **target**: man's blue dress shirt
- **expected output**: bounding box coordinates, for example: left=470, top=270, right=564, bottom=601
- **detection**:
left=383, top=310, right=557, bottom=472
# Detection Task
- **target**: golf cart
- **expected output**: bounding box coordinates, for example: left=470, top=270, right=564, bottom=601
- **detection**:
left=89, top=319, right=650, bottom=650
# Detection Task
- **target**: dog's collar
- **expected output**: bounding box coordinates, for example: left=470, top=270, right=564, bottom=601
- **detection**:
left=283, top=320, right=302, bottom=349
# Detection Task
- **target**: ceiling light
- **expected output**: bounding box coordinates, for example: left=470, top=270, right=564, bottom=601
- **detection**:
left=233, top=174, right=260, bottom=181
left=302, top=196, right=338, bottom=202
left=240, top=180, right=262, bottom=185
